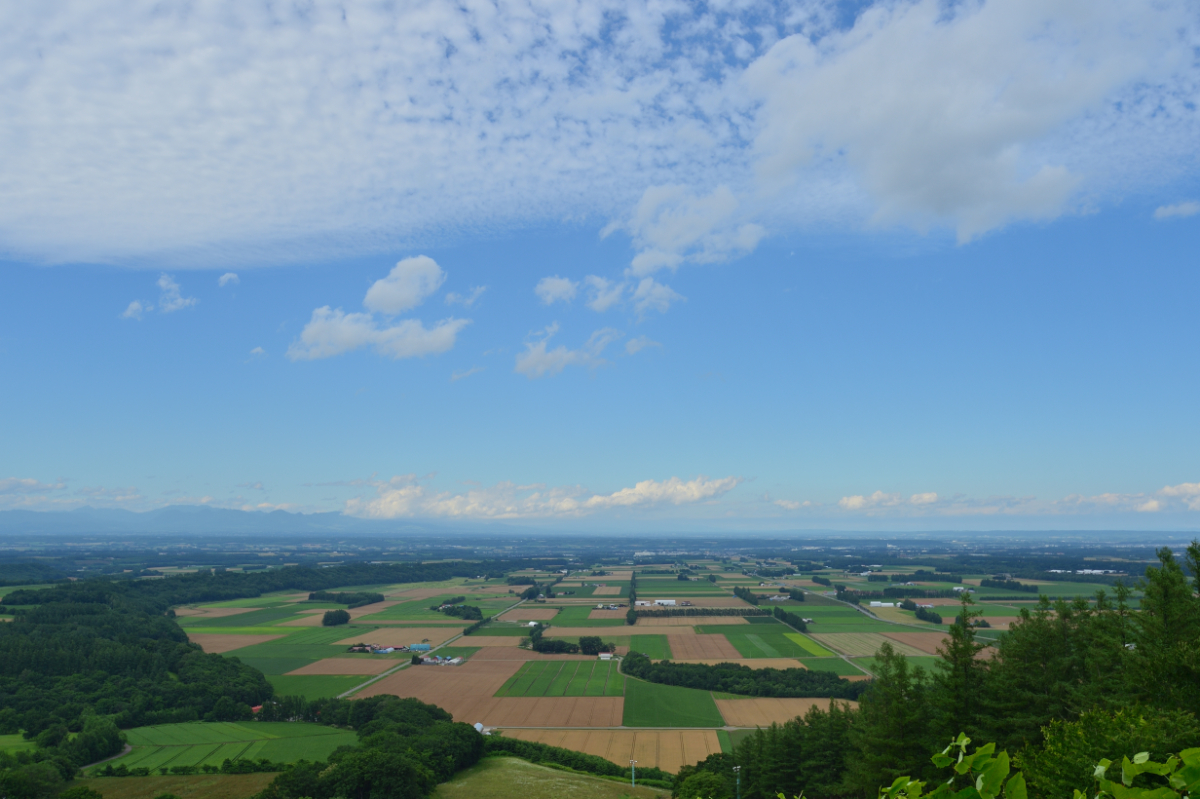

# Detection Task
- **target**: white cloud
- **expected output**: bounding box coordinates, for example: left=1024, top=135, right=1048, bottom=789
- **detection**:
left=0, top=1, right=1194, bottom=266
left=287, top=307, right=467, bottom=361
left=1154, top=201, right=1200, bottom=220
left=1159, top=481, right=1200, bottom=510
left=910, top=492, right=939, bottom=505
left=445, top=286, right=486, bottom=307
left=0, top=477, right=66, bottom=495
left=1138, top=500, right=1162, bottom=513
left=616, top=185, right=767, bottom=277
left=249, top=346, right=266, bottom=357
left=535, top=276, right=579, bottom=305
left=218, top=272, right=239, bottom=287
left=774, top=499, right=810, bottom=510
left=745, top=0, right=1193, bottom=242
left=838, top=491, right=938, bottom=511
left=585, top=276, right=626, bottom=312
left=631, top=277, right=684, bottom=317
left=625, top=335, right=661, bottom=355
left=345, top=473, right=742, bottom=519
left=156, top=274, right=197, bottom=313
left=451, top=366, right=485, bottom=382
left=514, top=324, right=622, bottom=379
left=363, top=256, right=445, bottom=315
left=289, top=256, right=467, bottom=361
left=121, top=300, right=146, bottom=320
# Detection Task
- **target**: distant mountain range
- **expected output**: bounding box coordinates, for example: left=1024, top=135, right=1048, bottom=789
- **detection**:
left=0, top=505, right=433, bottom=535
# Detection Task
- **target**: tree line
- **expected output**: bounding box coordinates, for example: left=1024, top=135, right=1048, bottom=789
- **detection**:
left=621, top=652, right=868, bottom=700
left=673, top=543, right=1200, bottom=799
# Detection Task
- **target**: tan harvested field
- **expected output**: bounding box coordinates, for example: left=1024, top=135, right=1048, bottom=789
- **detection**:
left=336, top=627, right=464, bottom=647
left=588, top=609, right=628, bottom=620
left=635, top=616, right=749, bottom=627
left=288, top=657, right=397, bottom=676
left=811, top=632, right=927, bottom=657
left=458, top=636, right=526, bottom=647
left=187, top=633, right=284, bottom=653
left=673, top=658, right=806, bottom=669
left=592, top=586, right=622, bottom=595
left=174, top=606, right=261, bottom=618
left=716, top=697, right=857, bottom=727
left=498, top=608, right=559, bottom=621
left=880, top=632, right=951, bottom=655
left=667, top=633, right=742, bottom=659
left=357, top=659, right=623, bottom=725
left=542, top=627, right=639, bottom=636
left=500, top=729, right=722, bottom=774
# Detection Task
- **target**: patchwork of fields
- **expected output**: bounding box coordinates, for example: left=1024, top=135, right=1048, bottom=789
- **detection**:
left=172, top=568, right=1117, bottom=777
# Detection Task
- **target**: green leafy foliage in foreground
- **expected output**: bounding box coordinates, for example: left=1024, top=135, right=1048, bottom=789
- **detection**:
left=621, top=651, right=868, bottom=699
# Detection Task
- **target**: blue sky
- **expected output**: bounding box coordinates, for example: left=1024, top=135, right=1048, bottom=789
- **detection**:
left=1, top=0, right=1199, bottom=530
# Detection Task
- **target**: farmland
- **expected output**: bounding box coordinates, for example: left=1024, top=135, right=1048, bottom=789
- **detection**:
left=495, top=660, right=625, bottom=697
left=432, top=756, right=661, bottom=799
left=622, top=679, right=725, bottom=727
left=95, top=722, right=357, bottom=773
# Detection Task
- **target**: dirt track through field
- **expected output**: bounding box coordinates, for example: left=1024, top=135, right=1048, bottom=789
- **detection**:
left=880, top=632, right=951, bottom=655
left=634, top=616, right=750, bottom=627
left=500, top=730, right=721, bottom=774
left=174, top=607, right=261, bottom=618
left=716, top=698, right=857, bottom=727
left=288, top=658, right=398, bottom=675
left=356, top=659, right=622, bottom=726
left=335, top=627, right=464, bottom=647
left=498, top=608, right=559, bottom=621
left=187, top=634, right=285, bottom=653
left=666, top=634, right=742, bottom=659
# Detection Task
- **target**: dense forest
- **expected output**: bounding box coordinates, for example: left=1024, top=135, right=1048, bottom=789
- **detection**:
left=675, top=544, right=1200, bottom=799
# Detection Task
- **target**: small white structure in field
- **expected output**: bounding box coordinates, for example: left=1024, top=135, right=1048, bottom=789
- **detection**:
left=869, top=601, right=896, bottom=608
left=527, top=621, right=539, bottom=627
left=635, top=600, right=651, bottom=606
left=654, top=599, right=676, bottom=606
left=599, top=653, right=613, bottom=660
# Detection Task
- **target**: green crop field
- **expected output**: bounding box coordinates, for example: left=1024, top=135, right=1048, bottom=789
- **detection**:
left=630, top=634, right=672, bottom=659
left=97, top=722, right=357, bottom=773
left=782, top=632, right=836, bottom=656
left=705, top=629, right=843, bottom=659
left=267, top=675, right=366, bottom=699
left=797, top=657, right=870, bottom=676
left=180, top=607, right=311, bottom=628
left=433, top=756, right=662, bottom=799
left=79, top=773, right=278, bottom=799
left=545, top=606, right=627, bottom=627
left=495, top=660, right=624, bottom=697
left=622, top=678, right=725, bottom=727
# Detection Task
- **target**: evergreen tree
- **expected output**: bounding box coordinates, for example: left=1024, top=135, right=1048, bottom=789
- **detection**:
left=933, top=594, right=987, bottom=742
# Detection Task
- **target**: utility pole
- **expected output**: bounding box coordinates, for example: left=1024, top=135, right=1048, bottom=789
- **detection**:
left=733, top=765, right=741, bottom=799
left=630, top=759, right=637, bottom=788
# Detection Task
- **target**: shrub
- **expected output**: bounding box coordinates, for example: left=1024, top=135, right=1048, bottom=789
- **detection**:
left=322, top=609, right=350, bottom=626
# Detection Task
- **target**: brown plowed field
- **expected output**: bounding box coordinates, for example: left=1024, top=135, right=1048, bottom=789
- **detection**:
left=716, top=698, right=858, bottom=727
left=175, top=606, right=261, bottom=618
left=357, top=660, right=623, bottom=725
left=635, top=616, right=749, bottom=627
left=672, top=658, right=806, bottom=670
left=880, top=632, right=950, bottom=655
left=335, top=627, right=464, bottom=648
left=593, top=586, right=622, bottom=595
left=588, top=609, right=629, bottom=620
left=498, top=608, right=559, bottom=621
left=287, top=658, right=397, bottom=676
left=667, top=633, right=742, bottom=659
left=187, top=633, right=284, bottom=653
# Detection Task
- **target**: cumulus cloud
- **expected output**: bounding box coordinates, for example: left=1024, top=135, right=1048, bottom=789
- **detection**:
left=445, top=286, right=486, bottom=307
left=218, top=272, right=239, bottom=287
left=1154, top=201, right=1200, bottom=220
left=745, top=0, right=1193, bottom=242
left=121, top=300, right=146, bottom=320
left=249, top=346, right=266, bottom=357
left=288, top=256, right=468, bottom=361
left=625, top=336, right=661, bottom=355
left=535, top=276, right=579, bottom=305
left=156, top=275, right=197, bottom=313
left=345, top=474, right=742, bottom=519
left=774, top=499, right=811, bottom=510
left=585, top=276, right=627, bottom=312
left=451, top=366, right=485, bottom=382
left=514, top=324, right=622, bottom=378
left=0, top=477, right=66, bottom=495
left=632, top=277, right=684, bottom=317
left=363, top=256, right=446, bottom=315
left=838, top=491, right=939, bottom=511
